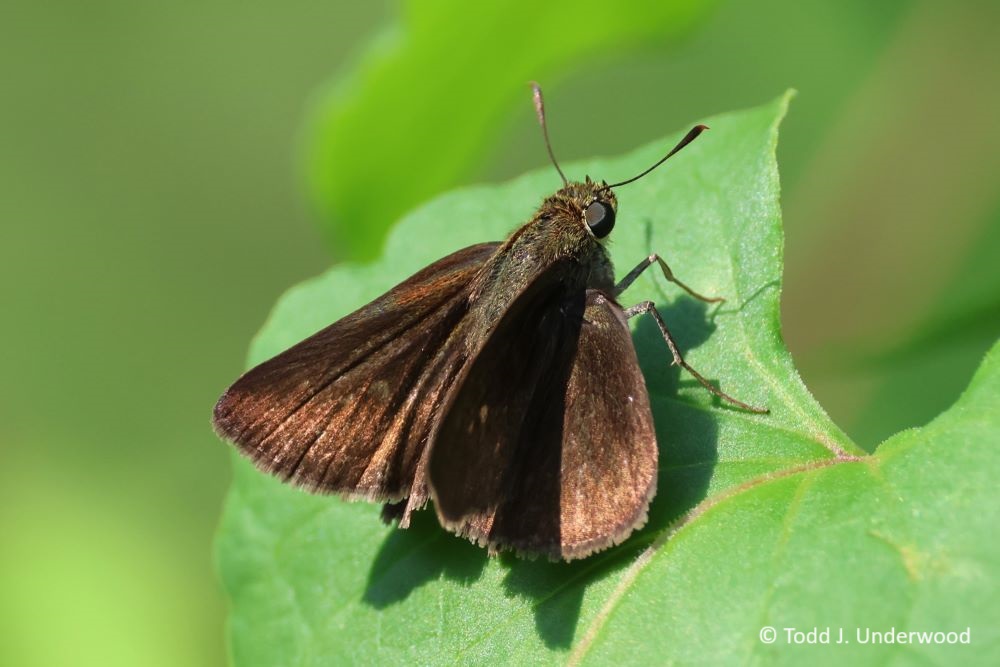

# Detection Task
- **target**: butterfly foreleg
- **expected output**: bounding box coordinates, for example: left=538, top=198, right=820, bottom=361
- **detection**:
left=614, top=253, right=724, bottom=304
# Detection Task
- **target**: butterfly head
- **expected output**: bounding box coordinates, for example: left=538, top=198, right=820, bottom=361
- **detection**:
left=530, top=83, right=707, bottom=244
left=551, top=178, right=619, bottom=240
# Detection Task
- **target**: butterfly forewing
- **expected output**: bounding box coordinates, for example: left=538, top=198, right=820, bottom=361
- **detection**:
left=556, top=292, right=658, bottom=558
left=213, top=242, right=500, bottom=501
left=428, top=286, right=657, bottom=560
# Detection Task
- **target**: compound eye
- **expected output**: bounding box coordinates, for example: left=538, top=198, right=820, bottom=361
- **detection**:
left=584, top=200, right=615, bottom=238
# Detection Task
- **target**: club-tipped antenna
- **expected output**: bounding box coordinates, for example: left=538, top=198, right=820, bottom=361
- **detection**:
left=531, top=82, right=568, bottom=186
left=603, top=124, right=709, bottom=191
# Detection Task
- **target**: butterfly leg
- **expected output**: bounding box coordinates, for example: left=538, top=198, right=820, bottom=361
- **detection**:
left=623, top=300, right=768, bottom=413
left=614, top=254, right=723, bottom=303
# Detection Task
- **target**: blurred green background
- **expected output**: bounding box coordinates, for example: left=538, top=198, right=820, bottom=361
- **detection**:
left=1, top=1, right=997, bottom=665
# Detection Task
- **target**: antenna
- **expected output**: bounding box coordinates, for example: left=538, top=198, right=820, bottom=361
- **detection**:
left=603, top=125, right=708, bottom=190
left=530, top=82, right=568, bottom=186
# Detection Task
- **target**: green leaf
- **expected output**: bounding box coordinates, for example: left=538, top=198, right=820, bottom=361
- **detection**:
left=217, top=94, right=998, bottom=664
left=305, top=0, right=717, bottom=260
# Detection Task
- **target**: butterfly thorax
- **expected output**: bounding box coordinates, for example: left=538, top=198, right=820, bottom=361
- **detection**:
left=464, top=180, right=617, bottom=343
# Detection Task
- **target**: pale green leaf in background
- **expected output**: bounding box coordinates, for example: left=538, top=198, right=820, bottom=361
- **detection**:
left=305, top=0, right=717, bottom=260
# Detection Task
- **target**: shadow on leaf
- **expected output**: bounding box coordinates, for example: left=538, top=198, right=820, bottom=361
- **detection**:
left=500, top=541, right=646, bottom=649
left=363, top=509, right=488, bottom=609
